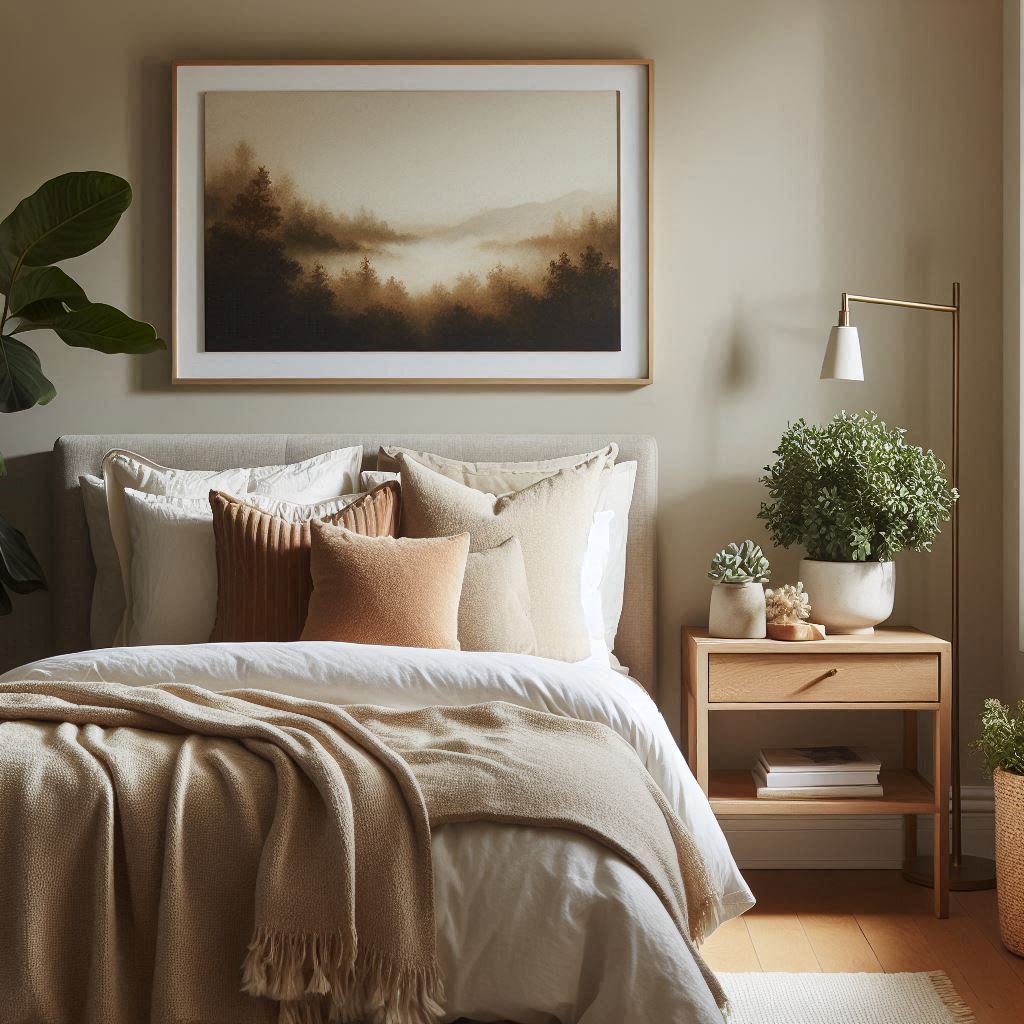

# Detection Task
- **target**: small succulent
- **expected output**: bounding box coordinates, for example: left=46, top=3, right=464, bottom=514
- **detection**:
left=765, top=582, right=811, bottom=625
left=708, top=540, right=770, bottom=584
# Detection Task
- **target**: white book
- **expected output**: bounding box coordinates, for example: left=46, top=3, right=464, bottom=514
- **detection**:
left=758, top=769, right=881, bottom=788
left=752, top=767, right=883, bottom=799
left=758, top=746, right=882, bottom=774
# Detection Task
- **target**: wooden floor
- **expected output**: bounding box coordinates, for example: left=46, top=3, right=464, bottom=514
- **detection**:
left=701, top=870, right=1024, bottom=1024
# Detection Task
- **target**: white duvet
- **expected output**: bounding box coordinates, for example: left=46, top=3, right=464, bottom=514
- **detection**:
left=4, top=642, right=752, bottom=1024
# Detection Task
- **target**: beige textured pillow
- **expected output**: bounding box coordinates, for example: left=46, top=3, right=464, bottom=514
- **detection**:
left=459, top=537, right=536, bottom=655
left=301, top=523, right=470, bottom=651
left=399, top=454, right=604, bottom=662
left=377, top=443, right=618, bottom=495
left=210, top=483, right=401, bottom=643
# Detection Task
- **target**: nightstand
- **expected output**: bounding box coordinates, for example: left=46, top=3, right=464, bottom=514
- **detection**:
left=683, top=626, right=951, bottom=917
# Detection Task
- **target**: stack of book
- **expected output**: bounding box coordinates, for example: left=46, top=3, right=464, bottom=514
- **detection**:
left=753, top=746, right=882, bottom=799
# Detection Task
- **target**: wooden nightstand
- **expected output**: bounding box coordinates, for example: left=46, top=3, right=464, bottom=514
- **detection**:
left=683, top=626, right=951, bottom=917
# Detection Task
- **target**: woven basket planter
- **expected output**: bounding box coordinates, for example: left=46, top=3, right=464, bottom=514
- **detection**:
left=995, top=767, right=1024, bottom=957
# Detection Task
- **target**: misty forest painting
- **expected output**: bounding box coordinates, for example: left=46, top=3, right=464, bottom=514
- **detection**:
left=202, top=90, right=621, bottom=353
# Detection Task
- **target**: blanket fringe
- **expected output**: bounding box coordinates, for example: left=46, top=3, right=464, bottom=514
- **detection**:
left=925, top=971, right=977, bottom=1024
left=243, top=927, right=444, bottom=1024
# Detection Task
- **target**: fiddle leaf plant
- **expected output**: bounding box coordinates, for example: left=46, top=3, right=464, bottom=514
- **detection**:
left=0, top=170, right=165, bottom=613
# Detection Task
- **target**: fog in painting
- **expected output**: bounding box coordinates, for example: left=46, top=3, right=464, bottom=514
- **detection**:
left=202, top=90, right=620, bottom=352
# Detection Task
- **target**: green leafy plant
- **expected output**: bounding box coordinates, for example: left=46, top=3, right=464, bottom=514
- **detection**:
left=758, top=410, right=958, bottom=562
left=0, top=171, right=164, bottom=612
left=707, top=540, right=770, bottom=584
left=974, top=698, right=1024, bottom=777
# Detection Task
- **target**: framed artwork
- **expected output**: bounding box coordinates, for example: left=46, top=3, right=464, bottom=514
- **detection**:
left=172, top=60, right=651, bottom=384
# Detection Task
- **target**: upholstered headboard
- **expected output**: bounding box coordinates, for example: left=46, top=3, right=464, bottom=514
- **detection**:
left=52, top=434, right=658, bottom=692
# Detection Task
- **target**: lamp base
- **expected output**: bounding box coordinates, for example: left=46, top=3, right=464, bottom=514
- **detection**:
left=902, top=855, right=996, bottom=891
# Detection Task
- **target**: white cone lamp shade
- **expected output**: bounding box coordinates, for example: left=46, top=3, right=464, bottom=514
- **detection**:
left=820, top=325, right=864, bottom=380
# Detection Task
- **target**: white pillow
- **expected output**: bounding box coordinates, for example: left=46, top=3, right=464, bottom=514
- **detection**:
left=120, top=489, right=363, bottom=646
left=245, top=447, right=363, bottom=502
left=581, top=510, right=614, bottom=663
left=102, top=446, right=362, bottom=644
left=360, top=470, right=399, bottom=489
left=598, top=462, right=637, bottom=655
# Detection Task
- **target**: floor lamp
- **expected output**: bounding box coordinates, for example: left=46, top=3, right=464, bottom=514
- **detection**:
left=821, top=282, right=995, bottom=891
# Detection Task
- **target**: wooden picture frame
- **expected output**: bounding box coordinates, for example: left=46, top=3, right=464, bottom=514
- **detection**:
left=172, top=59, right=652, bottom=385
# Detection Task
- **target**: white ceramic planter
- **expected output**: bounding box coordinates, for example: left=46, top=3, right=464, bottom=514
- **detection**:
left=799, top=558, right=895, bottom=634
left=709, top=581, right=766, bottom=639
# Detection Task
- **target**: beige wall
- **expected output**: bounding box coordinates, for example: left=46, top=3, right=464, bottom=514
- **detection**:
left=0, top=0, right=1005, bottom=778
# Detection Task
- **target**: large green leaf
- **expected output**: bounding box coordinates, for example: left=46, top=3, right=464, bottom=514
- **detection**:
left=7, top=265, right=88, bottom=318
left=0, top=512, right=47, bottom=615
left=0, top=335, right=55, bottom=412
left=12, top=302, right=164, bottom=354
left=0, top=172, right=131, bottom=283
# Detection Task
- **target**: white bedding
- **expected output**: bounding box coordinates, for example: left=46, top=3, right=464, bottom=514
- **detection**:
left=5, top=643, right=752, bottom=1023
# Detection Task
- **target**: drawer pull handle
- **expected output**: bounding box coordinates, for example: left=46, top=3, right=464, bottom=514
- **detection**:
left=795, top=667, right=839, bottom=693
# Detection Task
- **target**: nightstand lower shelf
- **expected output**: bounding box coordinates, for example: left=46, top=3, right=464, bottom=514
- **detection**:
left=709, top=768, right=934, bottom=815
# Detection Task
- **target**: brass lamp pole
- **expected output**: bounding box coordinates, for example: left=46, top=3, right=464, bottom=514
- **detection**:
left=822, top=282, right=994, bottom=891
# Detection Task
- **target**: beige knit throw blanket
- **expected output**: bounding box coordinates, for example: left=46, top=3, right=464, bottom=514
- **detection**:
left=0, top=681, right=724, bottom=1023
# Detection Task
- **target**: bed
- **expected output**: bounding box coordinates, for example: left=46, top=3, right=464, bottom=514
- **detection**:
left=2, top=433, right=753, bottom=1024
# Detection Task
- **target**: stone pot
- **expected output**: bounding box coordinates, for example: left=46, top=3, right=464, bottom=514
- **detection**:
left=995, top=767, right=1024, bottom=957
left=799, top=558, right=895, bottom=635
left=709, top=581, right=766, bottom=639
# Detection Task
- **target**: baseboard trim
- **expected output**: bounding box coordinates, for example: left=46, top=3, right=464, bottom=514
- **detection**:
left=720, top=785, right=994, bottom=869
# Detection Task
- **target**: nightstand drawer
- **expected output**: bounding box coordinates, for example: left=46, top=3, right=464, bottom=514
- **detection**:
left=708, top=652, right=939, bottom=703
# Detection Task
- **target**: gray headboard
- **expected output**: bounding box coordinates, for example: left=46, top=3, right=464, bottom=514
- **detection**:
left=52, top=434, right=658, bottom=692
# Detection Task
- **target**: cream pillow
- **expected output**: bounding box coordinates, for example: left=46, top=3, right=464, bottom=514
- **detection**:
left=459, top=537, right=536, bottom=655
left=120, top=489, right=364, bottom=646
left=399, top=454, right=604, bottom=662
left=381, top=445, right=636, bottom=660
left=123, top=490, right=217, bottom=646
left=378, top=443, right=617, bottom=493
left=103, top=446, right=363, bottom=643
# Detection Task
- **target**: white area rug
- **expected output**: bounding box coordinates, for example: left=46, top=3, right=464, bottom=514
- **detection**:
left=718, top=971, right=975, bottom=1024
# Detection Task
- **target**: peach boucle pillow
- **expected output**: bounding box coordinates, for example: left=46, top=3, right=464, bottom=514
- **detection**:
left=301, top=522, right=470, bottom=650
left=209, top=482, right=400, bottom=643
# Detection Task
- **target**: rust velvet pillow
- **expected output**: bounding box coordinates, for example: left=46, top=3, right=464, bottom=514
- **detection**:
left=300, top=522, right=470, bottom=650
left=209, top=482, right=400, bottom=643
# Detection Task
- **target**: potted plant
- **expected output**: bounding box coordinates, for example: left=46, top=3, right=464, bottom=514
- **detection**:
left=707, top=540, right=770, bottom=639
left=758, top=411, right=957, bottom=634
left=0, top=171, right=163, bottom=613
left=975, top=698, right=1024, bottom=956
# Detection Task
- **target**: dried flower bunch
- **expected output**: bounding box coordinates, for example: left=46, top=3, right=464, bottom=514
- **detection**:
left=765, top=582, right=811, bottom=625
left=707, top=540, right=770, bottom=584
